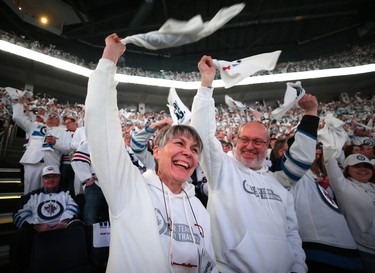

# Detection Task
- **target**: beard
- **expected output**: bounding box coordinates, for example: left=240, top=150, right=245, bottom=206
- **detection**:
left=235, top=147, right=267, bottom=170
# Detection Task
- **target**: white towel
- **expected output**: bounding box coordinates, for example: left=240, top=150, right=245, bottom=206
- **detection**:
left=224, top=95, right=252, bottom=111
left=167, top=87, right=191, bottom=125
left=121, top=3, right=245, bottom=50
left=318, top=112, right=348, bottom=159
left=5, top=87, right=33, bottom=100
left=270, top=81, right=305, bottom=120
left=213, top=50, right=281, bottom=89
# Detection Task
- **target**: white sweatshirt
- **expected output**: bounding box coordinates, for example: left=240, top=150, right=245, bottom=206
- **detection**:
left=85, top=59, right=217, bottom=273
left=324, top=148, right=375, bottom=255
left=290, top=169, right=357, bottom=248
left=190, top=87, right=316, bottom=273
left=13, top=103, right=71, bottom=165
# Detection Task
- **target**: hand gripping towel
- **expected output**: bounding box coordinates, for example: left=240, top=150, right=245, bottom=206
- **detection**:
left=318, top=112, right=349, bottom=159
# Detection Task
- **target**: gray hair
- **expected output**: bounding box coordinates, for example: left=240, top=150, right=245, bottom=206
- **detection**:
left=237, top=121, right=271, bottom=142
left=155, top=125, right=203, bottom=154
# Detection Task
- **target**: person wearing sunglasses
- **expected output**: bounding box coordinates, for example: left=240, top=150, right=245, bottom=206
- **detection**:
left=85, top=33, right=218, bottom=273
left=190, top=55, right=320, bottom=273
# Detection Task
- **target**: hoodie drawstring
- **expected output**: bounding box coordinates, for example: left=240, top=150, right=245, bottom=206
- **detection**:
left=259, top=171, right=281, bottom=228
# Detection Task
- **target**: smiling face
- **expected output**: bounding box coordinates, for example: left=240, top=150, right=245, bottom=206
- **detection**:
left=153, top=126, right=202, bottom=193
left=234, top=121, right=270, bottom=170
left=347, top=163, right=374, bottom=183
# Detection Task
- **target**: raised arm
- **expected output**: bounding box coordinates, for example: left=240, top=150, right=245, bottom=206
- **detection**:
left=274, top=93, right=320, bottom=188
left=101, top=33, right=126, bottom=64
left=12, top=96, right=33, bottom=133
left=85, top=34, right=143, bottom=214
left=131, top=118, right=172, bottom=153
left=191, top=56, right=225, bottom=189
left=130, top=117, right=172, bottom=169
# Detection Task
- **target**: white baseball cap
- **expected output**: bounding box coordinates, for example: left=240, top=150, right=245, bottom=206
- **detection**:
left=42, top=165, right=61, bottom=176
left=343, top=154, right=373, bottom=168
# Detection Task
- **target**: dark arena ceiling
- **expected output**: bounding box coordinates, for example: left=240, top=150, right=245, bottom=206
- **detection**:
left=0, top=0, right=374, bottom=108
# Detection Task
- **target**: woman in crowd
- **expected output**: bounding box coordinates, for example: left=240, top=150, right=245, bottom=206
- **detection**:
left=290, top=144, right=363, bottom=272
left=323, top=151, right=375, bottom=273
left=84, top=33, right=217, bottom=273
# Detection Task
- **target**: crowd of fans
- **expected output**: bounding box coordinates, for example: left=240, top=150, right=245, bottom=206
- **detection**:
left=1, top=28, right=375, bottom=273
left=1, top=85, right=374, bottom=145
left=1, top=28, right=375, bottom=81
left=1, top=87, right=374, bottom=145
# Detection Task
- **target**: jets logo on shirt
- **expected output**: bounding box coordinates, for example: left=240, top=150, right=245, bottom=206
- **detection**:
left=37, top=200, right=64, bottom=220
left=315, top=183, right=339, bottom=211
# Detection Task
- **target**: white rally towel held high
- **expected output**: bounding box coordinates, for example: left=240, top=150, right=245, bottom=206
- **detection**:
left=167, top=87, right=192, bottom=125
left=121, top=3, right=245, bottom=50
left=270, top=81, right=305, bottom=120
left=318, top=112, right=349, bottom=159
left=5, top=87, right=33, bottom=100
left=225, top=95, right=254, bottom=111
left=213, top=50, right=282, bottom=88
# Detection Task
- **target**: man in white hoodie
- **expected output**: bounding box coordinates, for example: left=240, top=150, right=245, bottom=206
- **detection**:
left=190, top=55, right=320, bottom=273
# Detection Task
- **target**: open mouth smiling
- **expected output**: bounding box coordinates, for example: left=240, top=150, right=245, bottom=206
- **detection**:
left=174, top=160, right=190, bottom=169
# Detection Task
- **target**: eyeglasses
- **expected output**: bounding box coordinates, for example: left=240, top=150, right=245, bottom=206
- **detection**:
left=237, top=137, right=268, bottom=147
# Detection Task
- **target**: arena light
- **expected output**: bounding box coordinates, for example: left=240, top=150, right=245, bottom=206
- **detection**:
left=233, top=64, right=375, bottom=86
left=1, top=39, right=375, bottom=90
left=0, top=40, right=92, bottom=77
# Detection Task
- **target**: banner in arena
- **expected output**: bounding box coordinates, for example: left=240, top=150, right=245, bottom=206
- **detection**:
left=121, top=3, right=245, bottom=50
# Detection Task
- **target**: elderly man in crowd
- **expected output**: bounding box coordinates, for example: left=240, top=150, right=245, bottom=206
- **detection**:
left=190, top=55, right=320, bottom=273
left=10, top=165, right=79, bottom=273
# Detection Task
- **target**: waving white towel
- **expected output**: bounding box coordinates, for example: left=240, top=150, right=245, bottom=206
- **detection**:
left=167, top=87, right=191, bottom=125
left=270, top=81, right=305, bottom=120
left=5, top=87, right=33, bottom=100
left=121, top=3, right=245, bottom=50
left=318, top=112, right=349, bottom=159
left=213, top=50, right=281, bottom=89
left=225, top=95, right=254, bottom=111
